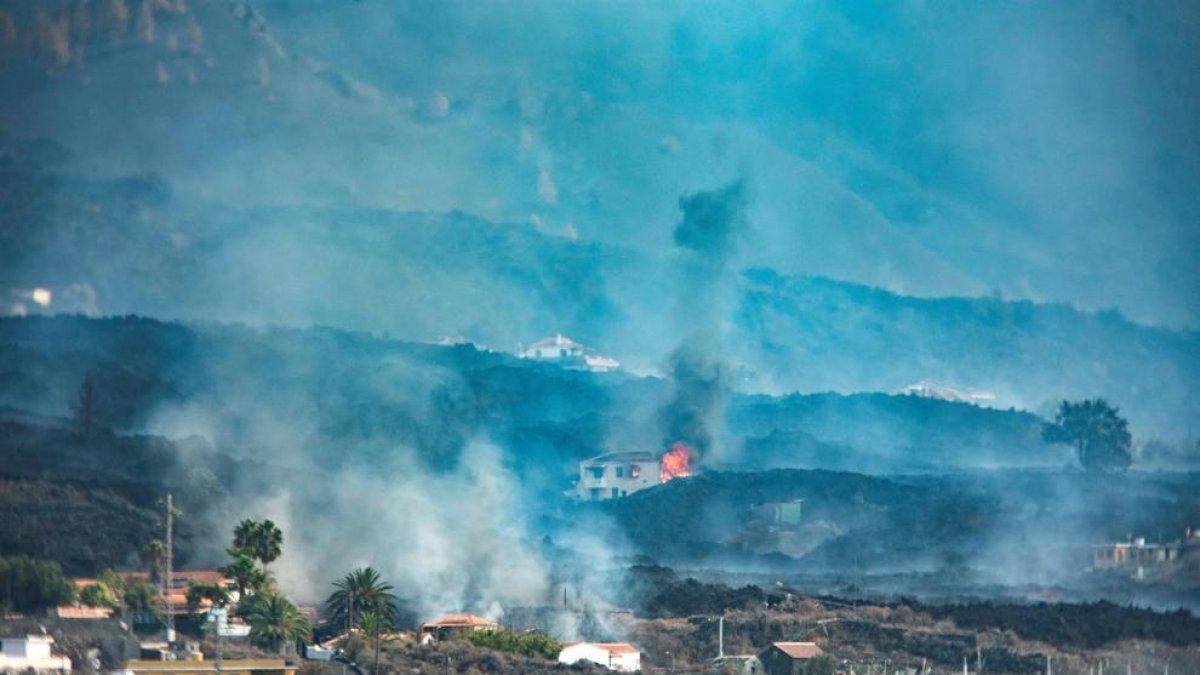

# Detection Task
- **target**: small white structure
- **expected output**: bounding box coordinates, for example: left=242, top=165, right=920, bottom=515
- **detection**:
left=205, top=608, right=251, bottom=638
left=0, top=635, right=72, bottom=673
left=899, top=380, right=995, bottom=405
left=521, top=335, right=620, bottom=372
left=303, top=645, right=336, bottom=662
left=558, top=643, right=640, bottom=672
left=575, top=452, right=661, bottom=500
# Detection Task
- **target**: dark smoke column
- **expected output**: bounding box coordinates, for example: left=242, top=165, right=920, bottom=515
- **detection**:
left=659, top=180, right=748, bottom=462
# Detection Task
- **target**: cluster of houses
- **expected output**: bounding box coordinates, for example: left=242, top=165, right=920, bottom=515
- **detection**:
left=2, top=566, right=839, bottom=675
left=1092, top=528, right=1200, bottom=580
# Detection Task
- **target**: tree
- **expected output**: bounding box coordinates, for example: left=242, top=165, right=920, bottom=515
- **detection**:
left=141, top=539, right=166, bottom=584
left=221, top=551, right=267, bottom=598
left=80, top=583, right=119, bottom=608
left=231, top=519, right=283, bottom=569
left=244, top=592, right=310, bottom=654
left=232, top=518, right=258, bottom=554
left=356, top=611, right=387, bottom=675
left=251, top=520, right=283, bottom=568
left=0, top=556, right=74, bottom=614
left=324, top=567, right=398, bottom=634
left=1043, top=399, right=1133, bottom=471
left=186, top=582, right=231, bottom=613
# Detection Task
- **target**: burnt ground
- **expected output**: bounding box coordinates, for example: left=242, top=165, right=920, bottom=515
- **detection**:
left=608, top=570, right=1200, bottom=673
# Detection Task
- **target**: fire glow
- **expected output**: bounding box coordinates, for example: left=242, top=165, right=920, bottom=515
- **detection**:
left=660, top=441, right=695, bottom=482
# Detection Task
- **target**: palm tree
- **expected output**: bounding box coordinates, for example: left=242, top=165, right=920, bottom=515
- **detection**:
left=244, top=593, right=310, bottom=655
left=357, top=611, right=387, bottom=675
left=252, top=520, right=283, bottom=568
left=324, top=567, right=398, bottom=634
left=232, top=518, right=259, bottom=553
left=221, top=550, right=267, bottom=598
left=141, top=539, right=166, bottom=584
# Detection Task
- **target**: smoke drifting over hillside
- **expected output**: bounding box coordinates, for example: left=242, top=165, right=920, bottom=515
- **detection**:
left=658, top=181, right=748, bottom=461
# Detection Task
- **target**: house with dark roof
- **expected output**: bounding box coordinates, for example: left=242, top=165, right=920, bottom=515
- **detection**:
left=758, top=642, right=826, bottom=675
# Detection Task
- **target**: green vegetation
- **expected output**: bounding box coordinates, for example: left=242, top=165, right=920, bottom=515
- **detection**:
left=466, top=628, right=562, bottom=660
left=220, top=551, right=267, bottom=597
left=243, top=592, right=311, bottom=654
left=1043, top=398, right=1133, bottom=471
left=0, top=556, right=74, bottom=613
left=232, top=518, right=284, bottom=569
left=802, top=655, right=837, bottom=675
left=186, top=581, right=231, bottom=612
left=325, top=567, right=399, bottom=632
left=79, top=582, right=119, bottom=608
left=356, top=611, right=387, bottom=674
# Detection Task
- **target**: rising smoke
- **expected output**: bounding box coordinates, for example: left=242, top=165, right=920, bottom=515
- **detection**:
left=658, top=181, right=748, bottom=461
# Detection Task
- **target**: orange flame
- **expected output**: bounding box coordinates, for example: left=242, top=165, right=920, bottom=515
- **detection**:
left=660, top=441, right=695, bottom=482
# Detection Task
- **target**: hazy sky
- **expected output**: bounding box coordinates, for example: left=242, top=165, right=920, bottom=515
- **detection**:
left=249, top=0, right=1200, bottom=326
left=1, top=0, right=1198, bottom=328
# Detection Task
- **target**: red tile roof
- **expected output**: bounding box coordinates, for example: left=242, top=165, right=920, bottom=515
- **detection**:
left=773, top=642, right=824, bottom=659
left=54, top=606, right=114, bottom=619
left=563, top=642, right=639, bottom=655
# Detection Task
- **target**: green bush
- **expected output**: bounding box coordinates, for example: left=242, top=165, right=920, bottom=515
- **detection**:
left=0, top=556, right=75, bottom=613
left=466, top=628, right=561, bottom=660
left=79, top=582, right=119, bottom=608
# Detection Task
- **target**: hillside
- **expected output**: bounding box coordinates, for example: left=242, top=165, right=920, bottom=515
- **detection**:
left=3, top=132, right=1198, bottom=444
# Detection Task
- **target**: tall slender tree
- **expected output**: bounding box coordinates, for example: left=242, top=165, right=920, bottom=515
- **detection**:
left=357, top=611, right=387, bottom=675
left=324, top=567, right=398, bottom=634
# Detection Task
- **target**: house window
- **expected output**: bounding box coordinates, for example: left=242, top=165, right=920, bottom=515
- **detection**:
left=560, top=348, right=568, bottom=357
left=630, top=465, right=641, bottom=478
left=611, top=488, right=619, bottom=499
left=615, top=466, right=624, bottom=478
left=589, top=466, right=604, bottom=479
left=589, top=488, right=602, bottom=500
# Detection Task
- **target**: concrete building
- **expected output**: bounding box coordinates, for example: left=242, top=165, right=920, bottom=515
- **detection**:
left=0, top=635, right=72, bottom=673
left=574, top=452, right=661, bottom=500
left=758, top=642, right=825, bottom=675
left=557, top=643, right=640, bottom=672
left=1093, top=529, right=1199, bottom=579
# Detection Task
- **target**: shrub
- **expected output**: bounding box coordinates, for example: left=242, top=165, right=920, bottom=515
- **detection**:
left=466, top=629, right=561, bottom=660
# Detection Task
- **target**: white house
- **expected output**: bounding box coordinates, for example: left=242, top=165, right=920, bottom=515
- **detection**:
left=521, top=335, right=620, bottom=372
left=523, top=334, right=584, bottom=360
left=574, top=452, right=661, bottom=500
left=0, top=636, right=72, bottom=673
left=558, top=643, right=640, bottom=672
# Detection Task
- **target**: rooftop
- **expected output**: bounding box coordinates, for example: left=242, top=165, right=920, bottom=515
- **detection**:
left=421, top=614, right=496, bottom=628
left=585, top=451, right=659, bottom=464
left=772, top=642, right=824, bottom=659
left=563, top=642, right=639, bottom=654
left=527, top=334, right=584, bottom=351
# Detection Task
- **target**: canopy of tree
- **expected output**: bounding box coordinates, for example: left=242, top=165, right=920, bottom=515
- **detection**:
left=0, top=555, right=74, bottom=613
left=1042, top=398, right=1133, bottom=471
left=325, top=566, right=399, bottom=632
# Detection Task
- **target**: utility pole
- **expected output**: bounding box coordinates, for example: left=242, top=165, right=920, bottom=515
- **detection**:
left=164, top=493, right=175, bottom=643
left=718, top=616, right=724, bottom=658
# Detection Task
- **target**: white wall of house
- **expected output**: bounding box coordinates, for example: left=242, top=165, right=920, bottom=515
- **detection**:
left=0, top=636, right=71, bottom=672
left=575, top=458, right=661, bottom=500
left=558, top=644, right=640, bottom=672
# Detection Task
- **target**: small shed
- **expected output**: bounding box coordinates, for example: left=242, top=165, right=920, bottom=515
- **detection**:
left=758, top=642, right=825, bottom=675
